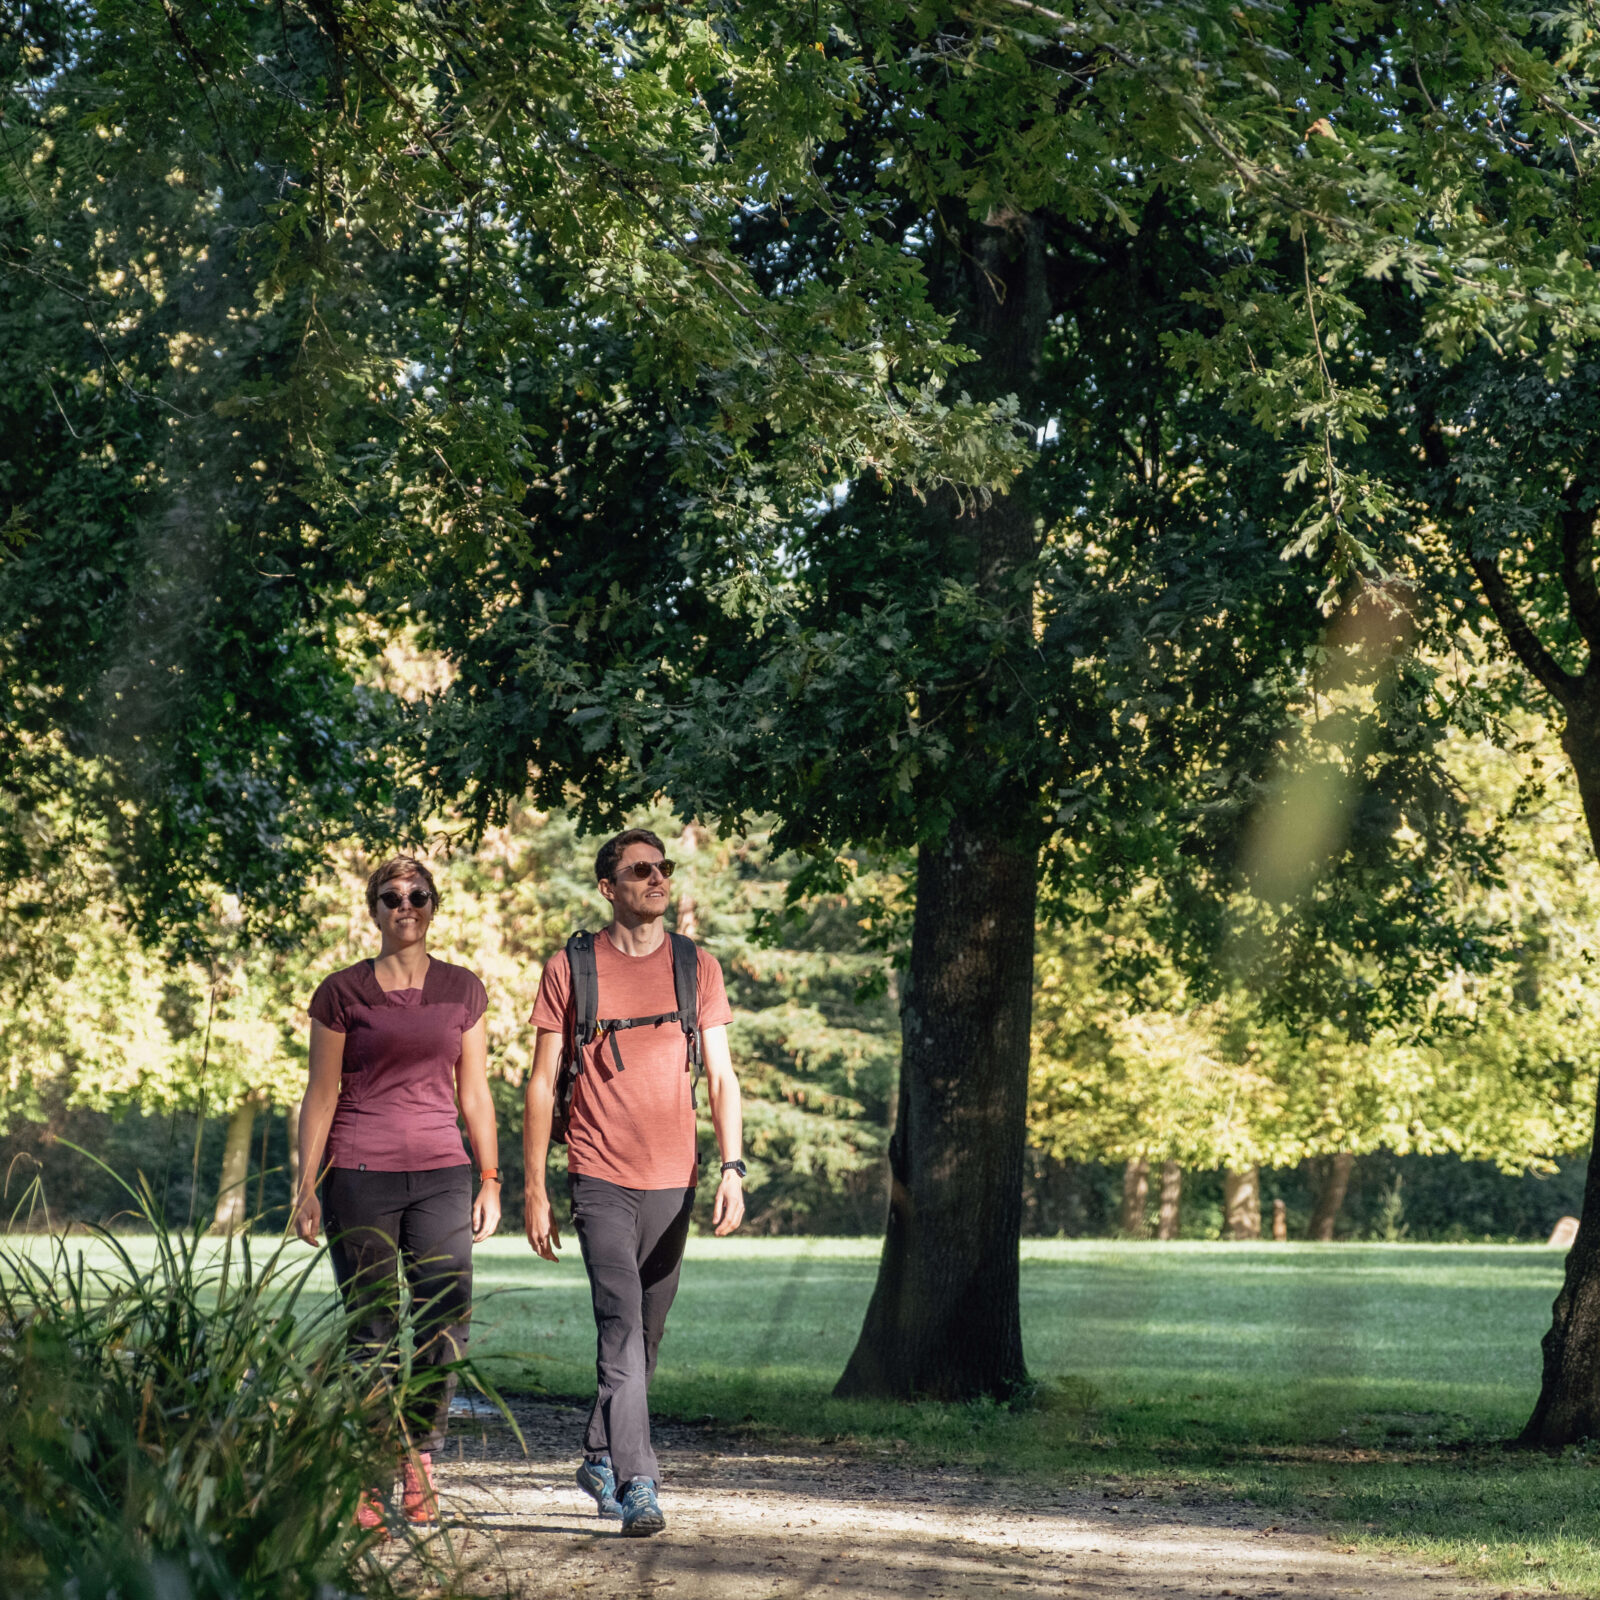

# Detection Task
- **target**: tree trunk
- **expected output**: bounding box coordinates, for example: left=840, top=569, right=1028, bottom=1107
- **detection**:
left=834, top=814, right=1038, bottom=1399
left=1156, top=1162, right=1183, bottom=1240
left=210, top=1095, right=262, bottom=1236
left=1121, top=1158, right=1150, bottom=1237
left=1520, top=719, right=1600, bottom=1445
left=1307, top=1151, right=1355, bottom=1241
left=1222, top=1166, right=1261, bottom=1240
left=835, top=209, right=1046, bottom=1402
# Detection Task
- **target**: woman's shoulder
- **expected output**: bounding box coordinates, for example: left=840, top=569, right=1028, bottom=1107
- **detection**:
left=308, top=960, right=377, bottom=1028
left=312, top=960, right=375, bottom=999
left=425, top=958, right=488, bottom=1005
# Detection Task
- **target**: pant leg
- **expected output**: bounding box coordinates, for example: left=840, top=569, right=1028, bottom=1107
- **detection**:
left=569, top=1175, right=654, bottom=1483
left=323, top=1168, right=408, bottom=1385
left=638, top=1186, right=696, bottom=1389
left=397, top=1164, right=474, bottom=1454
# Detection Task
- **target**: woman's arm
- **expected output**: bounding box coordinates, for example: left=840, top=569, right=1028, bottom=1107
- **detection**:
left=293, top=1020, right=344, bottom=1244
left=703, top=1024, right=745, bottom=1237
left=456, top=1015, right=501, bottom=1242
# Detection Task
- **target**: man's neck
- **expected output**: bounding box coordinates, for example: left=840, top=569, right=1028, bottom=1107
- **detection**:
left=604, top=915, right=666, bottom=957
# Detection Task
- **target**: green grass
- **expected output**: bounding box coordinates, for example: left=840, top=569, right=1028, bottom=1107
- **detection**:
left=24, top=1236, right=1600, bottom=1591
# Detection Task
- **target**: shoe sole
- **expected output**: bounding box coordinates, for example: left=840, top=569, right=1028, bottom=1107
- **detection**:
left=621, top=1514, right=665, bottom=1537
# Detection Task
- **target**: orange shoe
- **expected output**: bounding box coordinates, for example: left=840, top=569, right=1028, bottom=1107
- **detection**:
left=356, top=1486, right=389, bottom=1539
left=401, top=1451, right=438, bottom=1525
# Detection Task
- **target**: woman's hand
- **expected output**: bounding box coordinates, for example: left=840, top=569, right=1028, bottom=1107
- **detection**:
left=472, top=1181, right=502, bottom=1243
left=292, top=1188, right=322, bottom=1245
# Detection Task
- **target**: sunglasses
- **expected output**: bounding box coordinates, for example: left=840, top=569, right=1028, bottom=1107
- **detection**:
left=378, top=888, right=434, bottom=910
left=611, top=858, right=676, bottom=882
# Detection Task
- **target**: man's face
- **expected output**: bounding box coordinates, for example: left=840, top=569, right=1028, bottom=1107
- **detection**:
left=600, top=841, right=671, bottom=921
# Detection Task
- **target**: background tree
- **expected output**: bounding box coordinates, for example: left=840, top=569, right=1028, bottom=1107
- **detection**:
left=1157, top=9, right=1600, bottom=1441
left=1031, top=717, right=1600, bottom=1238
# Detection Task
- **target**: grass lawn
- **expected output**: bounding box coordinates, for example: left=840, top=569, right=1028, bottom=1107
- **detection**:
left=14, top=1233, right=1598, bottom=1590
left=465, top=1236, right=1597, bottom=1592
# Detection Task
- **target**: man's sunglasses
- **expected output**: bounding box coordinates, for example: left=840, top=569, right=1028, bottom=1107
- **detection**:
left=611, top=858, right=676, bottom=882
left=378, top=888, right=434, bottom=909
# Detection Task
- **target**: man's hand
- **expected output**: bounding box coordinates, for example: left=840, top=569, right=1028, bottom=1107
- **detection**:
left=525, top=1184, right=562, bottom=1261
left=712, top=1171, right=745, bottom=1237
left=292, top=1189, right=321, bottom=1245
left=473, top=1181, right=502, bottom=1243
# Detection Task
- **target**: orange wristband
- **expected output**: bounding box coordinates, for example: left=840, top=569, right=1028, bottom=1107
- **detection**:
left=478, top=1168, right=501, bottom=1184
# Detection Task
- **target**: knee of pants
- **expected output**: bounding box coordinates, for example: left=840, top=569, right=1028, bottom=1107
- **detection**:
left=341, top=1282, right=403, bottom=1348
left=594, top=1323, right=648, bottom=1382
left=409, top=1266, right=473, bottom=1330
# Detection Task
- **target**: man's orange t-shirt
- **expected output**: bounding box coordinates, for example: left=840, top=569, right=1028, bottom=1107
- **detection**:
left=530, top=932, right=732, bottom=1190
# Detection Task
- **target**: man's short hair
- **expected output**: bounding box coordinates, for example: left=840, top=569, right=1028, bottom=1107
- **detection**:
left=366, top=855, right=440, bottom=915
left=596, top=828, right=666, bottom=883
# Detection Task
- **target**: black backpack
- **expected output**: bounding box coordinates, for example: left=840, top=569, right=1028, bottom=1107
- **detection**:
left=549, top=930, right=703, bottom=1145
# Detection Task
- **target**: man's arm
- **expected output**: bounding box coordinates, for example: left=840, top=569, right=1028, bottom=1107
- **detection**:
left=523, top=1027, right=563, bottom=1261
left=702, top=1024, right=745, bottom=1237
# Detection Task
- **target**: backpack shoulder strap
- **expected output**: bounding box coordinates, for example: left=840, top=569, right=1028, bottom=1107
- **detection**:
left=668, top=932, right=702, bottom=1067
left=566, top=930, right=600, bottom=1056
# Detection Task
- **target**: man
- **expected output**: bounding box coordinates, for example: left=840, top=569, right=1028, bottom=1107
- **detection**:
left=524, top=826, right=746, bottom=1537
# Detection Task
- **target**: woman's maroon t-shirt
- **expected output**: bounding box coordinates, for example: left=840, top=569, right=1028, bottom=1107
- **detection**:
left=309, top=958, right=488, bottom=1171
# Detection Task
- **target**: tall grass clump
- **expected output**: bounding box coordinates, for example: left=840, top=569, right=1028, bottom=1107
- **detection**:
left=0, top=1169, right=486, bottom=1600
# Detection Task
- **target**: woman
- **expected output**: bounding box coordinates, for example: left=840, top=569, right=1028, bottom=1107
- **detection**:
left=293, top=855, right=500, bottom=1530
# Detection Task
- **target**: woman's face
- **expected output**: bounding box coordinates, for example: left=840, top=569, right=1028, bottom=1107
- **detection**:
left=372, top=875, right=434, bottom=943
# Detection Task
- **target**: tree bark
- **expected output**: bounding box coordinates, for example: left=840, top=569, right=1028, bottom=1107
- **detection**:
left=1222, top=1166, right=1261, bottom=1240
left=1156, top=1162, right=1183, bottom=1240
left=210, top=1094, right=262, bottom=1236
left=834, top=814, right=1038, bottom=1400
left=1121, top=1158, right=1151, bottom=1237
left=1306, top=1151, right=1354, bottom=1241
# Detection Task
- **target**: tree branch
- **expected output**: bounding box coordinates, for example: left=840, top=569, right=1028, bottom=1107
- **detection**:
left=1559, top=477, right=1600, bottom=657
left=1471, top=554, right=1578, bottom=704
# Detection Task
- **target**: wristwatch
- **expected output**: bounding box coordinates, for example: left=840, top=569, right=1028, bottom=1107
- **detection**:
left=720, top=1158, right=747, bottom=1179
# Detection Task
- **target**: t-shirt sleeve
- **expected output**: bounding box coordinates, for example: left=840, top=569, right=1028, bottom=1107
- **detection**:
left=308, top=973, right=348, bottom=1034
left=697, top=950, right=733, bottom=1031
left=464, top=972, right=489, bottom=1030
left=530, top=948, right=573, bottom=1033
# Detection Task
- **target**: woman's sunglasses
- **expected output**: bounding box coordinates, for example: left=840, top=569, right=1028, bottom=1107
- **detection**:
left=611, top=858, right=676, bottom=882
left=378, top=888, right=434, bottom=909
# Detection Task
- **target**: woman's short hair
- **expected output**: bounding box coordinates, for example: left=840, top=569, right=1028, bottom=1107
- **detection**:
left=595, top=828, right=665, bottom=883
left=366, top=855, right=440, bottom=916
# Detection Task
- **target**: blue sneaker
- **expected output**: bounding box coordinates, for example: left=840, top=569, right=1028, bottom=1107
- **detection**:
left=619, top=1478, right=665, bottom=1538
left=575, top=1455, right=623, bottom=1519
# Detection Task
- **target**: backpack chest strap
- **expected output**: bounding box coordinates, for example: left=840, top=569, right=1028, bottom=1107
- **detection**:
left=593, top=1010, right=694, bottom=1074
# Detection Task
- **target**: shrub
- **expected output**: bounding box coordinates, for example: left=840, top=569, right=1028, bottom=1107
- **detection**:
left=0, top=1170, right=488, bottom=1600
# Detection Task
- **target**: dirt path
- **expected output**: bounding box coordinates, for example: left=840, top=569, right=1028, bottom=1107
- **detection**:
left=425, top=1398, right=1498, bottom=1600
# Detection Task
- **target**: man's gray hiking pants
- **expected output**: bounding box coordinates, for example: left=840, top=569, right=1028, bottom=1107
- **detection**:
left=568, top=1172, right=696, bottom=1488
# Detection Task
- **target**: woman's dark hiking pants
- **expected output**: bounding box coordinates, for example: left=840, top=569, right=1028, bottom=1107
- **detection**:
left=569, top=1173, right=696, bottom=1489
left=324, top=1164, right=473, bottom=1454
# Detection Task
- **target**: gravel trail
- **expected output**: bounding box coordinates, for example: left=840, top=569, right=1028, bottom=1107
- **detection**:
left=419, top=1398, right=1499, bottom=1600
